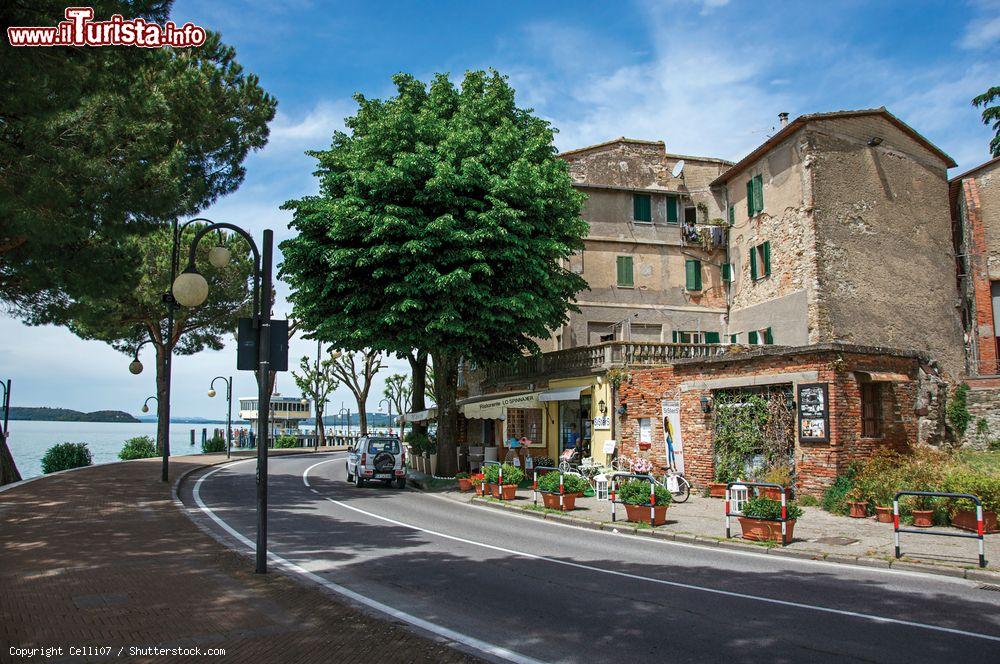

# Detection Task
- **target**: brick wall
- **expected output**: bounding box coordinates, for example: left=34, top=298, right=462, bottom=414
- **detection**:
left=616, top=348, right=921, bottom=496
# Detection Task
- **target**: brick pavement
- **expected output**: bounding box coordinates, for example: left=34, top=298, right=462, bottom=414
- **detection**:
left=0, top=452, right=481, bottom=664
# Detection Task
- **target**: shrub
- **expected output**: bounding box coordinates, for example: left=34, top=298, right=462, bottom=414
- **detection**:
left=947, top=383, right=971, bottom=437
left=538, top=471, right=588, bottom=494
left=118, top=435, right=157, bottom=461
left=273, top=435, right=299, bottom=449
left=798, top=494, right=820, bottom=507
left=499, top=463, right=524, bottom=486
left=757, top=461, right=792, bottom=486
left=41, top=442, right=93, bottom=474
left=455, top=472, right=469, bottom=479
left=405, top=431, right=434, bottom=455
left=742, top=496, right=803, bottom=520
left=822, top=474, right=855, bottom=515
left=618, top=479, right=671, bottom=506
left=202, top=435, right=227, bottom=454
left=944, top=471, right=1000, bottom=514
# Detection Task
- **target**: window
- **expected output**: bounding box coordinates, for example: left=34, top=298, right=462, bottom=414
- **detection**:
left=730, top=334, right=738, bottom=344
left=666, top=196, right=679, bottom=224
left=673, top=330, right=705, bottom=343
left=746, top=173, right=764, bottom=216
left=749, top=241, right=771, bottom=280
left=704, top=331, right=721, bottom=344
left=616, top=255, right=634, bottom=287
left=509, top=408, right=542, bottom=443
left=684, top=206, right=697, bottom=225
left=368, top=438, right=401, bottom=454
left=861, top=383, right=883, bottom=438
left=633, top=194, right=652, bottom=222
left=728, top=205, right=735, bottom=226
left=748, top=328, right=774, bottom=345
left=638, top=418, right=652, bottom=444
left=721, top=262, right=732, bottom=282
left=685, top=259, right=702, bottom=291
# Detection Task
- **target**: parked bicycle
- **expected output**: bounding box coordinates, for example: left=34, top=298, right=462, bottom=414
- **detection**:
left=611, top=455, right=691, bottom=503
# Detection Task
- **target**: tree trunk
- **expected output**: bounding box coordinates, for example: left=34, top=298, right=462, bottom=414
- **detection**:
left=408, top=350, right=428, bottom=437
left=431, top=349, right=459, bottom=476
left=0, top=435, right=21, bottom=485
left=155, top=343, right=171, bottom=455
left=314, top=406, right=325, bottom=450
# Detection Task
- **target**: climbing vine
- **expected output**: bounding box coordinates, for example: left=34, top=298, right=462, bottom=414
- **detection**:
left=711, top=390, right=794, bottom=483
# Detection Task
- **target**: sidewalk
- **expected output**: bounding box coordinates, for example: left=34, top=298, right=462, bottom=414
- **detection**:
left=0, top=451, right=480, bottom=664
left=435, top=482, right=1000, bottom=582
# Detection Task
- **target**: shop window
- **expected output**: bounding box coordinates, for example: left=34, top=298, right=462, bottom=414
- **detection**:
left=559, top=400, right=582, bottom=451
left=633, top=194, right=652, bottom=222
left=508, top=408, right=542, bottom=444
left=861, top=383, right=883, bottom=438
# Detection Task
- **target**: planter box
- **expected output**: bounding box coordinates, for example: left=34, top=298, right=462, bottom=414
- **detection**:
left=874, top=506, right=894, bottom=523
left=623, top=503, right=668, bottom=526
left=491, top=484, right=517, bottom=500
left=738, top=517, right=796, bottom=545
left=429, top=453, right=438, bottom=476
left=708, top=482, right=727, bottom=498
left=475, top=482, right=487, bottom=496
left=541, top=492, right=578, bottom=511
left=848, top=501, right=868, bottom=518
left=951, top=508, right=1000, bottom=534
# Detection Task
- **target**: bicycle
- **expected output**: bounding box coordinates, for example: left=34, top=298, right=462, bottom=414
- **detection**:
left=655, top=465, right=691, bottom=503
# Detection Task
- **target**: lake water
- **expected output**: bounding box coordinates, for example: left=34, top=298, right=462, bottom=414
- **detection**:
left=6, top=421, right=228, bottom=480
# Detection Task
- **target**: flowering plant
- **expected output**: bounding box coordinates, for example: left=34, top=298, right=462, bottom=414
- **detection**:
left=631, top=457, right=654, bottom=474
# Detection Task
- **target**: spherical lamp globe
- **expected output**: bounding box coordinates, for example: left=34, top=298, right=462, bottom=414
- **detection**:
left=208, top=246, right=231, bottom=268
left=129, top=359, right=143, bottom=375
left=141, top=404, right=149, bottom=413
left=172, top=271, right=209, bottom=307
left=208, top=389, right=217, bottom=398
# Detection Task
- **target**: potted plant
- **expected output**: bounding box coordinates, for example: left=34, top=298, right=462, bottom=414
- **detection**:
left=537, top=472, right=588, bottom=510
left=846, top=486, right=868, bottom=519
left=945, top=471, right=1000, bottom=533
left=482, top=464, right=501, bottom=493
left=490, top=463, right=523, bottom=500
left=532, top=456, right=555, bottom=474
left=738, top=496, right=803, bottom=545
left=709, top=465, right=735, bottom=498
left=471, top=472, right=486, bottom=495
left=456, top=472, right=472, bottom=492
left=428, top=438, right=438, bottom=476
left=757, top=462, right=793, bottom=501
left=618, top=479, right=672, bottom=525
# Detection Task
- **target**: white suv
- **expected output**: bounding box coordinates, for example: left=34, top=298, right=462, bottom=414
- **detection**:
left=345, top=435, right=406, bottom=489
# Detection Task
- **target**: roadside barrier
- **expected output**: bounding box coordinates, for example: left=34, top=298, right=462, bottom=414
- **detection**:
left=481, top=460, right=503, bottom=500
left=610, top=473, right=658, bottom=524
left=725, top=481, right=792, bottom=546
left=532, top=466, right=565, bottom=509
left=893, top=491, right=986, bottom=568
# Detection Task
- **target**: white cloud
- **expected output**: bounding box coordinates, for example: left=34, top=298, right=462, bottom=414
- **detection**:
left=960, top=13, right=1000, bottom=49
left=266, top=99, right=352, bottom=153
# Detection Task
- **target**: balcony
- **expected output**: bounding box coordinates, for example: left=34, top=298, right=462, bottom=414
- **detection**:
left=479, top=341, right=728, bottom=387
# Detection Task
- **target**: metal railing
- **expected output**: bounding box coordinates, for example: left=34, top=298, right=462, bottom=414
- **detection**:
left=725, top=482, right=793, bottom=546
left=480, top=341, right=729, bottom=386
left=893, top=491, right=987, bottom=568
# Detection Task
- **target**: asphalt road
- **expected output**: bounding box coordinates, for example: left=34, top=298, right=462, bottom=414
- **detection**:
left=180, top=451, right=1000, bottom=664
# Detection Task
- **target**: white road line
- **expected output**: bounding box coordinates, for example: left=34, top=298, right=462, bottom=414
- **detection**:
left=192, top=456, right=545, bottom=664
left=302, top=458, right=1000, bottom=644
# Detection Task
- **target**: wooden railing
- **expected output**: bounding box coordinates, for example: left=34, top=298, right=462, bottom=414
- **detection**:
left=480, top=341, right=728, bottom=386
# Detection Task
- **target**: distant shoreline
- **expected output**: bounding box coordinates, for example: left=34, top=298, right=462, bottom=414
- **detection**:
left=9, top=408, right=226, bottom=425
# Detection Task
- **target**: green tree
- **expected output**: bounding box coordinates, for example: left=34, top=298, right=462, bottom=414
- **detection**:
left=292, top=347, right=341, bottom=449
left=973, top=86, right=1000, bottom=157
left=60, top=225, right=256, bottom=456
left=1, top=1, right=275, bottom=320
left=383, top=373, right=413, bottom=436
left=280, top=70, right=588, bottom=475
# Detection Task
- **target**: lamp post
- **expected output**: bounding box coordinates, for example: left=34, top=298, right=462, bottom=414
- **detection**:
left=379, top=398, right=393, bottom=436
left=339, top=406, right=351, bottom=439
left=173, top=222, right=272, bottom=575
left=142, top=396, right=158, bottom=413
left=209, top=376, right=233, bottom=458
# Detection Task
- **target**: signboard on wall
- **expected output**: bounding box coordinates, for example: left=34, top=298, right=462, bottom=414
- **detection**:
left=797, top=383, right=830, bottom=443
left=661, top=400, right=684, bottom=473
left=593, top=415, right=610, bottom=430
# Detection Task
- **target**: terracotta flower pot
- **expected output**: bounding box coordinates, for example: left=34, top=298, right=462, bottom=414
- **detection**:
left=541, top=492, right=577, bottom=511
left=457, top=478, right=473, bottom=492
left=848, top=501, right=868, bottom=518
left=623, top=503, right=668, bottom=526
left=951, top=508, right=1000, bottom=533
left=474, top=482, right=486, bottom=496
left=638, top=442, right=651, bottom=451
left=708, top=482, right=728, bottom=498
left=874, top=506, right=894, bottom=523
left=738, top=517, right=796, bottom=545
left=911, top=509, right=934, bottom=528
left=491, top=483, right=517, bottom=500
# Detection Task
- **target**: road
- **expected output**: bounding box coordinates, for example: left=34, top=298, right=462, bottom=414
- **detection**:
left=179, top=451, right=1000, bottom=664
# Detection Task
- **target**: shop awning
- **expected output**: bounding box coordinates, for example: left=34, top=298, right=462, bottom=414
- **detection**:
left=459, top=391, right=540, bottom=419
left=400, top=408, right=437, bottom=423
left=537, top=385, right=587, bottom=402
left=855, top=371, right=910, bottom=382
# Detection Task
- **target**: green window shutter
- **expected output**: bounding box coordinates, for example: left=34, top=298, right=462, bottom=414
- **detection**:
left=762, top=241, right=771, bottom=276
left=616, top=256, right=633, bottom=287
left=705, top=331, right=721, bottom=344
left=730, top=334, right=737, bottom=344
left=685, top=259, right=702, bottom=290
left=728, top=205, right=735, bottom=226
left=764, top=327, right=774, bottom=344
left=672, top=330, right=679, bottom=343
left=750, top=246, right=758, bottom=280
left=633, top=194, right=651, bottom=222
left=756, top=175, right=764, bottom=213
left=748, top=330, right=759, bottom=345
left=746, top=179, right=754, bottom=216
left=721, top=262, right=732, bottom=282
left=666, top=196, right=678, bottom=224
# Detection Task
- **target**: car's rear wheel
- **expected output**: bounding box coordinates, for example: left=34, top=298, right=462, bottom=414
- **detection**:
left=394, top=477, right=406, bottom=489
left=354, top=471, right=365, bottom=487
left=345, top=463, right=353, bottom=482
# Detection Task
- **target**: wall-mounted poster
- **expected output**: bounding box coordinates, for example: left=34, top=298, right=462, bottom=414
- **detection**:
left=661, top=400, right=684, bottom=472
left=797, top=383, right=829, bottom=443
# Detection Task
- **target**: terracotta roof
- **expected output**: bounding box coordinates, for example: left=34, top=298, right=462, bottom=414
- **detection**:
left=949, top=155, right=1000, bottom=183
left=710, top=107, right=957, bottom=187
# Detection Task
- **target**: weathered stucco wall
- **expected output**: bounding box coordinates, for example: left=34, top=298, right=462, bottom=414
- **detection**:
left=974, top=162, right=1000, bottom=278
left=808, top=116, right=965, bottom=378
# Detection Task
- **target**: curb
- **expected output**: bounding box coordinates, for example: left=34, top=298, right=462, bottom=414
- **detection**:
left=468, top=495, right=1000, bottom=583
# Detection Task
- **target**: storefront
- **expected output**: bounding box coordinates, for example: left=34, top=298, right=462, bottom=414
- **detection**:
left=536, top=376, right=613, bottom=466
left=458, top=390, right=548, bottom=464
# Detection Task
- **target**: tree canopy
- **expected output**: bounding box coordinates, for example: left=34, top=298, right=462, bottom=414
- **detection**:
left=973, top=86, right=1000, bottom=157
left=0, top=0, right=276, bottom=321
left=279, top=70, right=588, bottom=473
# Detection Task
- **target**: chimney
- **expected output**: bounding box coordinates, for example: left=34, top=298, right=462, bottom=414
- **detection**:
left=778, top=112, right=789, bottom=127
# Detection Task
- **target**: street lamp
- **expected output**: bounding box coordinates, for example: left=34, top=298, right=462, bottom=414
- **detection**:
left=339, top=406, right=351, bottom=438
left=141, top=396, right=158, bottom=413
left=129, top=338, right=153, bottom=375
left=209, top=376, right=233, bottom=459
left=379, top=398, right=393, bottom=436
left=173, top=221, right=272, bottom=575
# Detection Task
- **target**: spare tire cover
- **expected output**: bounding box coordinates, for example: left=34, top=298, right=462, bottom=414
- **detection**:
left=373, top=451, right=395, bottom=472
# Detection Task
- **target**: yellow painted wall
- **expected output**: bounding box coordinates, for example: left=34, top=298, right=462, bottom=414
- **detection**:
left=543, top=375, right=612, bottom=465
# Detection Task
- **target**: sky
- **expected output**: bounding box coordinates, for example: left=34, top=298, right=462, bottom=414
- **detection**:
left=0, top=0, right=998, bottom=419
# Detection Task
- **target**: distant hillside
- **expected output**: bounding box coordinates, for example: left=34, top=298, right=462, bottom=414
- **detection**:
left=9, top=407, right=139, bottom=423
